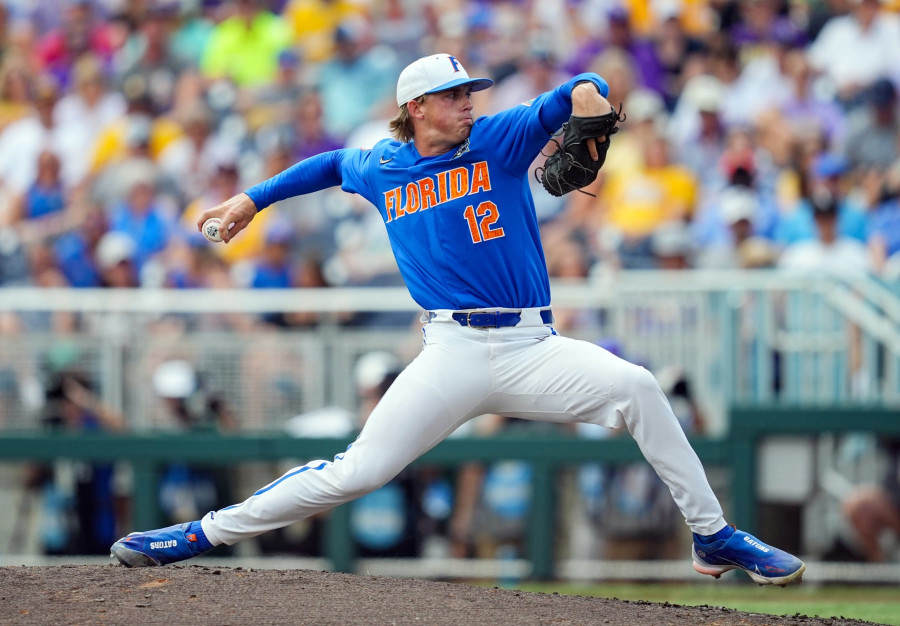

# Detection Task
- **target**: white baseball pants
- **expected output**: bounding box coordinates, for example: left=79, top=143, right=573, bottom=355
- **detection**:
left=201, top=313, right=726, bottom=546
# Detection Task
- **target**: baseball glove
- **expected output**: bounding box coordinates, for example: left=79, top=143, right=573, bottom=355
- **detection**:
left=536, top=104, right=624, bottom=197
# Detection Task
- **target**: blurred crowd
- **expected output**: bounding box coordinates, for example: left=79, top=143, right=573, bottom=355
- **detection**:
left=0, top=0, right=898, bottom=311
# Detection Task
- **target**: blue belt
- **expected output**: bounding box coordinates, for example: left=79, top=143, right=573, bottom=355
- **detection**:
left=433, top=309, right=554, bottom=328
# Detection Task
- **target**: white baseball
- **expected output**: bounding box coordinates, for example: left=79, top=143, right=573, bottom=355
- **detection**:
left=202, top=217, right=223, bottom=243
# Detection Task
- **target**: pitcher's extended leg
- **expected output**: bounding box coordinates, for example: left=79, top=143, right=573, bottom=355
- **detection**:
left=111, top=327, right=491, bottom=566
left=203, top=349, right=489, bottom=545
left=488, top=331, right=725, bottom=534
left=485, top=329, right=804, bottom=585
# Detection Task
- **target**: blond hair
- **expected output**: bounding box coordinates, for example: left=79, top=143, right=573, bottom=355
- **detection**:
left=388, top=96, right=424, bottom=143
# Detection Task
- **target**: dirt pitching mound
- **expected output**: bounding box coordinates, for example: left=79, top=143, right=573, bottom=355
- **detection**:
left=0, top=565, right=879, bottom=625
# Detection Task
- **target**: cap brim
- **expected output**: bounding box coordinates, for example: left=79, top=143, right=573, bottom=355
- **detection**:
left=425, top=77, right=493, bottom=96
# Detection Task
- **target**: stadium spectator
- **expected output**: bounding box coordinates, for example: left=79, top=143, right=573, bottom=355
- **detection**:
left=668, top=73, right=728, bottom=177
left=565, top=5, right=664, bottom=95
left=244, top=48, right=305, bottom=130
left=163, top=2, right=210, bottom=67
left=488, top=43, right=569, bottom=114
left=289, top=90, right=344, bottom=161
left=598, top=130, right=699, bottom=268
left=315, top=17, right=398, bottom=139
left=9, top=151, right=66, bottom=224
left=606, top=87, right=667, bottom=179
left=779, top=48, right=847, bottom=146
left=4, top=150, right=90, bottom=253
left=0, top=56, right=34, bottom=134
left=841, top=438, right=900, bottom=562
left=776, top=153, right=869, bottom=245
left=652, top=4, right=707, bottom=110
left=447, top=414, right=567, bottom=562
left=807, top=0, right=900, bottom=106
left=866, top=190, right=900, bottom=279
left=55, top=55, right=126, bottom=177
left=107, top=176, right=175, bottom=274
left=200, top=0, right=292, bottom=88
left=88, top=76, right=182, bottom=179
left=158, top=102, right=221, bottom=201
left=369, top=0, right=430, bottom=67
left=0, top=75, right=76, bottom=193
left=53, top=206, right=109, bottom=288
left=238, top=217, right=297, bottom=327
left=778, top=190, right=871, bottom=279
left=729, top=0, right=806, bottom=55
left=843, top=78, right=900, bottom=172
left=94, top=230, right=139, bottom=289
left=651, top=220, right=693, bottom=270
left=23, top=366, right=125, bottom=555
left=285, top=0, right=367, bottom=64
left=33, top=0, right=116, bottom=90
left=151, top=358, right=236, bottom=525
left=115, top=3, right=189, bottom=116
left=695, top=185, right=776, bottom=270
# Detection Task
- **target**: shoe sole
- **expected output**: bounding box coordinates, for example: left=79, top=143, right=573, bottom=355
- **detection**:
left=110, top=541, right=162, bottom=568
left=692, top=548, right=806, bottom=586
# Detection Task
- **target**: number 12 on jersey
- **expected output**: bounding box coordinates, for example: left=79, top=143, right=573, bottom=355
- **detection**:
left=463, top=201, right=505, bottom=244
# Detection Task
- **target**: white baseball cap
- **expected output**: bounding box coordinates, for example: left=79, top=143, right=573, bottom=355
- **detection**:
left=720, top=186, right=758, bottom=225
left=396, top=53, right=493, bottom=107
left=152, top=360, right=197, bottom=399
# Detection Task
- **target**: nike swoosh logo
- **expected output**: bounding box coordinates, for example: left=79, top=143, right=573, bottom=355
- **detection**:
left=379, top=156, right=393, bottom=164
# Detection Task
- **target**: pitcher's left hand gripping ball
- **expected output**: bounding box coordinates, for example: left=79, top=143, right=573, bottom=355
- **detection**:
left=537, top=105, right=624, bottom=196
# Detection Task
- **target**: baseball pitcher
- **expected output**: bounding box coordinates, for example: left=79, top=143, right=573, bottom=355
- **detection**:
left=112, top=54, right=805, bottom=586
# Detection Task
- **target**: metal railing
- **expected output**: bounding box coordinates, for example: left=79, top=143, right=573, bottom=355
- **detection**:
left=2, top=271, right=898, bottom=433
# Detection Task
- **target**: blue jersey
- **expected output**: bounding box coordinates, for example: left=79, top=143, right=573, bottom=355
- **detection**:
left=246, top=73, right=608, bottom=311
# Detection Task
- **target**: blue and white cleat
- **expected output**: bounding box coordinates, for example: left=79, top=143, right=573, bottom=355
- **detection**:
left=110, top=522, right=211, bottom=567
left=692, top=526, right=805, bottom=586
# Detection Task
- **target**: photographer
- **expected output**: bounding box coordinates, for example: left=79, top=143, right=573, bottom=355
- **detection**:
left=22, top=368, right=124, bottom=555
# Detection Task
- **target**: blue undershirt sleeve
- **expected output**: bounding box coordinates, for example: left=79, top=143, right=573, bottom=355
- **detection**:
left=244, top=150, right=348, bottom=211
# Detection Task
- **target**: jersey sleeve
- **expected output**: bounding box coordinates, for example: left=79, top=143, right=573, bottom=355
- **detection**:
left=244, top=148, right=374, bottom=210
left=475, top=73, right=609, bottom=174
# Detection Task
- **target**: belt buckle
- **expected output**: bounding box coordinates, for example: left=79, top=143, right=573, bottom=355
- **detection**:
left=466, top=310, right=496, bottom=328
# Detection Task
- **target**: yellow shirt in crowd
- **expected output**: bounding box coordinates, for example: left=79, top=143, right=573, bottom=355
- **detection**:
left=201, top=12, right=292, bottom=87
left=90, top=117, right=183, bottom=173
left=601, top=165, right=698, bottom=238
left=285, top=0, right=366, bottom=63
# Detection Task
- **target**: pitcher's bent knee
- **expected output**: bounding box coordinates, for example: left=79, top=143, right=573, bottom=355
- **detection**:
left=618, top=364, right=662, bottom=398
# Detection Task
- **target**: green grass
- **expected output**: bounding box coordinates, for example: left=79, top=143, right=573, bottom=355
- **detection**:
left=471, top=582, right=900, bottom=625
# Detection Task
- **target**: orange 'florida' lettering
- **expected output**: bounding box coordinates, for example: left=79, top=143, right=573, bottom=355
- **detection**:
left=449, top=167, right=469, bottom=200
left=383, top=188, right=400, bottom=222
left=405, top=182, right=420, bottom=214
left=383, top=161, right=495, bottom=224
left=471, top=161, right=491, bottom=194
left=419, top=177, right=437, bottom=210
left=436, top=171, right=449, bottom=205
